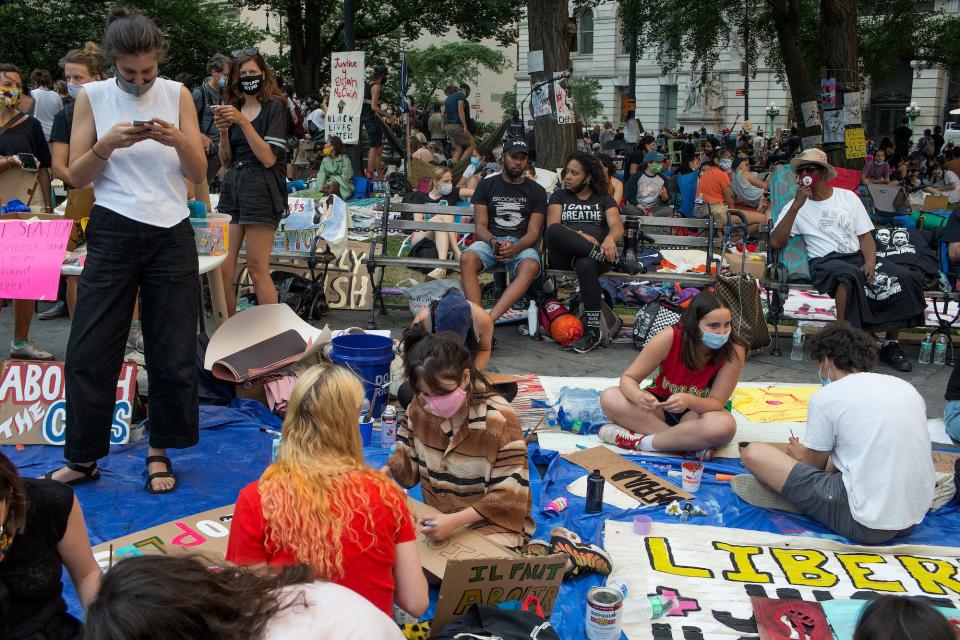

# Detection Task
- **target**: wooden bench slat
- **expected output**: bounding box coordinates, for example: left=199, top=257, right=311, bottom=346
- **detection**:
left=378, top=202, right=475, bottom=216
left=633, top=217, right=713, bottom=229
left=639, top=235, right=713, bottom=247
left=545, top=268, right=715, bottom=283
left=387, top=220, right=476, bottom=233
left=368, top=256, right=461, bottom=269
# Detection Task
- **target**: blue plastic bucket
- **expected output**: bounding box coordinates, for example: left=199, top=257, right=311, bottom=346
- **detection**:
left=330, top=334, right=394, bottom=419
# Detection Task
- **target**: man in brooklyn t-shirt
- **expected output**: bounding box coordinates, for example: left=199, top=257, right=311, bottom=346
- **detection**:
left=460, top=139, right=547, bottom=321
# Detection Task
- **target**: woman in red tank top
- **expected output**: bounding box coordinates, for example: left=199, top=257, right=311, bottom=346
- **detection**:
left=599, top=292, right=746, bottom=456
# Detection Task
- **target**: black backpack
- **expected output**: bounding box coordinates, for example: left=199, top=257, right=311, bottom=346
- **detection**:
left=431, top=603, right=560, bottom=640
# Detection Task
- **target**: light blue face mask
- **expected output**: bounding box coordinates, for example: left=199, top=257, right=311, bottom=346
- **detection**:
left=218, top=75, right=227, bottom=89
left=818, top=363, right=831, bottom=386
left=701, top=329, right=730, bottom=350
left=470, top=156, right=480, bottom=166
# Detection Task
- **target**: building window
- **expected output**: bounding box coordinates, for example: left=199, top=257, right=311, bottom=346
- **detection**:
left=578, top=9, right=594, bottom=56
left=617, top=11, right=630, bottom=55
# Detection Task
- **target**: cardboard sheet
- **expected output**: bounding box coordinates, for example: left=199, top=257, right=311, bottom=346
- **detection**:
left=91, top=504, right=234, bottom=570
left=432, top=554, right=566, bottom=636
left=406, top=497, right=515, bottom=580
left=562, top=446, right=692, bottom=505
left=204, top=304, right=328, bottom=371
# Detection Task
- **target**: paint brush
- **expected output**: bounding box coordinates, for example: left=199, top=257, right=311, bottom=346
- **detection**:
left=259, top=427, right=282, bottom=437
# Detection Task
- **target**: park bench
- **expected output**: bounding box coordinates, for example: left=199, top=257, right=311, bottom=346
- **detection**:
left=365, top=199, right=726, bottom=328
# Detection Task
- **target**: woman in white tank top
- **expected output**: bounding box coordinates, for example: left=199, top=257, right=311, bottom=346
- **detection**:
left=46, top=7, right=206, bottom=494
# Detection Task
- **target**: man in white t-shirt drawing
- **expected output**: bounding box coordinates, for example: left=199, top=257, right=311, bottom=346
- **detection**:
left=771, top=148, right=925, bottom=372
left=740, top=323, right=935, bottom=544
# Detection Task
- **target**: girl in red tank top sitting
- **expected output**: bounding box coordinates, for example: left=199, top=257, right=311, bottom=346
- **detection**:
left=599, top=292, right=746, bottom=457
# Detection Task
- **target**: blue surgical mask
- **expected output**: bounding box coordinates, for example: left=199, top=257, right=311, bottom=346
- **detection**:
left=818, top=363, right=831, bottom=386
left=470, top=156, right=480, bottom=166
left=66, top=83, right=82, bottom=99
left=218, top=76, right=227, bottom=89
left=719, top=159, right=733, bottom=170
left=701, top=330, right=730, bottom=350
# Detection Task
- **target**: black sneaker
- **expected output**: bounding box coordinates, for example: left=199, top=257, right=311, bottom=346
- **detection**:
left=38, top=301, right=68, bottom=320
left=572, top=327, right=602, bottom=353
left=879, top=341, right=912, bottom=372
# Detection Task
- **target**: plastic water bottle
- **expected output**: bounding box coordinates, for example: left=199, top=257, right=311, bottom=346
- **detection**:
left=527, top=299, right=538, bottom=337
left=918, top=333, right=933, bottom=365
left=934, top=334, right=948, bottom=366
left=556, top=387, right=608, bottom=433
left=790, top=326, right=804, bottom=361
left=620, top=594, right=677, bottom=626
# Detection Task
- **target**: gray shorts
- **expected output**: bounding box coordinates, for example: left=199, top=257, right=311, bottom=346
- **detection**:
left=781, top=463, right=915, bottom=545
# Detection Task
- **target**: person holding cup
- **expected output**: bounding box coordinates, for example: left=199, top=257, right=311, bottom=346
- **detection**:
left=598, top=292, right=747, bottom=459
left=226, top=363, right=428, bottom=619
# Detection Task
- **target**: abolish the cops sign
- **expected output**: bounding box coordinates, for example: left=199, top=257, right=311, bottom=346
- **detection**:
left=327, top=51, right=365, bottom=144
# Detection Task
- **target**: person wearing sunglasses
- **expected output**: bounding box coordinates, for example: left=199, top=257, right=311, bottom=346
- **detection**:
left=771, top=149, right=925, bottom=372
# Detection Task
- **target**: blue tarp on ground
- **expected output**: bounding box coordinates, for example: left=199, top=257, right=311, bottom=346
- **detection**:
left=7, top=403, right=959, bottom=640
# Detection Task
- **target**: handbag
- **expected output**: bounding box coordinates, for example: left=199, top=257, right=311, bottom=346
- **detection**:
left=632, top=298, right=682, bottom=350
left=715, top=251, right=771, bottom=351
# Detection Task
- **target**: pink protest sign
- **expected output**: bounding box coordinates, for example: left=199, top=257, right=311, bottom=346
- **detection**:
left=0, top=219, right=74, bottom=301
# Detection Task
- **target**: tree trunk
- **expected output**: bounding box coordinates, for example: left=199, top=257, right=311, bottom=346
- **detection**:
left=768, top=0, right=818, bottom=140
left=526, top=0, right=575, bottom=171
left=287, top=0, right=325, bottom=97
left=821, top=0, right=862, bottom=169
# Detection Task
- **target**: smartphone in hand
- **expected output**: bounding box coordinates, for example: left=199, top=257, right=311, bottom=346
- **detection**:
left=132, top=120, right=152, bottom=128
left=16, top=153, right=38, bottom=172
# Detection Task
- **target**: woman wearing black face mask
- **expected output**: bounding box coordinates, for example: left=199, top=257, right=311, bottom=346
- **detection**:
left=544, top=152, right=638, bottom=353
left=214, top=48, right=290, bottom=318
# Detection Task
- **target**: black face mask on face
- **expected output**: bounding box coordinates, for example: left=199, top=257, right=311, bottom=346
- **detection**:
left=240, top=75, right=263, bottom=95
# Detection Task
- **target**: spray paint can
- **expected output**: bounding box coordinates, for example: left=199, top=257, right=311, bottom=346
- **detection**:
left=380, top=405, right=398, bottom=448
left=543, top=496, right=568, bottom=514
left=586, top=586, right=623, bottom=639
left=585, top=469, right=604, bottom=513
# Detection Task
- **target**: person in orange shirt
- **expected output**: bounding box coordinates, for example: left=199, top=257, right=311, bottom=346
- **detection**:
left=695, top=154, right=735, bottom=226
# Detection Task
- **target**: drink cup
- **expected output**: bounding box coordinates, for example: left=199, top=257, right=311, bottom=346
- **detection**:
left=681, top=461, right=703, bottom=493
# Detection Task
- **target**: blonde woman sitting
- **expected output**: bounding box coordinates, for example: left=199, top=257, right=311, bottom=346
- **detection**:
left=226, top=364, right=428, bottom=618
left=402, top=166, right=474, bottom=279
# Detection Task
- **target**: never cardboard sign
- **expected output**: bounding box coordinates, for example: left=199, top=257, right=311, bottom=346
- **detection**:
left=562, top=445, right=692, bottom=505
left=0, top=360, right=137, bottom=446
left=432, top=554, right=566, bottom=637
left=407, top=497, right=516, bottom=580
left=91, top=505, right=234, bottom=570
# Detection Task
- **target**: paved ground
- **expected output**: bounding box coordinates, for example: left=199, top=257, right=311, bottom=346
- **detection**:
left=2, top=301, right=954, bottom=418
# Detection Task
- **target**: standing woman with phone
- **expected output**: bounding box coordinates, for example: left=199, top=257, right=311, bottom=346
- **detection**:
left=0, top=62, right=55, bottom=361
left=215, top=48, right=289, bottom=317
left=47, top=7, right=206, bottom=492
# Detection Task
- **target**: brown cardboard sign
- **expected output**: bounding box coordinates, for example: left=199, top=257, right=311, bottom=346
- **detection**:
left=407, top=497, right=516, bottom=580
left=91, top=504, right=235, bottom=570
left=932, top=450, right=960, bottom=474
left=431, top=554, right=566, bottom=637
left=562, top=446, right=693, bottom=505
left=0, top=360, right=137, bottom=446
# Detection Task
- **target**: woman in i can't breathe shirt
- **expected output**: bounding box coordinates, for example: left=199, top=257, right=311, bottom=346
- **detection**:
left=48, top=6, right=206, bottom=493
left=544, top=152, right=639, bottom=353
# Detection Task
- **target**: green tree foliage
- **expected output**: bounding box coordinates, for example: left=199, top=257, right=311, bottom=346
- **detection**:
left=406, top=43, right=509, bottom=109
left=0, top=0, right=262, bottom=82
left=240, top=0, right=523, bottom=97
left=500, top=84, right=518, bottom=118
left=571, top=77, right=604, bottom=124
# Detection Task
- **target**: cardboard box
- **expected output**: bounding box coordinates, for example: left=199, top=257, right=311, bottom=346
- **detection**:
left=725, top=251, right=766, bottom=279
left=12, top=187, right=93, bottom=251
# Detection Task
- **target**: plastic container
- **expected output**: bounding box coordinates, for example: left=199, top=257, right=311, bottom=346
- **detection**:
left=919, top=333, right=932, bottom=365
left=358, top=418, right=373, bottom=446
left=329, top=334, right=395, bottom=419
left=790, top=326, right=804, bottom=361
left=934, top=334, right=948, bottom=366
left=191, top=212, right=230, bottom=256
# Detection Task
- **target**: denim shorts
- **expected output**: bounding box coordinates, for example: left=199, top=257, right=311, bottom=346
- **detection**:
left=944, top=400, right=960, bottom=443
left=464, top=236, right=541, bottom=279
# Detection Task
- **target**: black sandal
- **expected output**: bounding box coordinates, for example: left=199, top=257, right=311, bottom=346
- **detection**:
left=43, top=461, right=100, bottom=485
left=145, top=455, right=177, bottom=494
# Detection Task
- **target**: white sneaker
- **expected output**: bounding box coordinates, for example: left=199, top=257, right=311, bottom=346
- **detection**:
left=598, top=423, right=645, bottom=451
left=10, top=340, right=54, bottom=361
left=426, top=267, right=447, bottom=280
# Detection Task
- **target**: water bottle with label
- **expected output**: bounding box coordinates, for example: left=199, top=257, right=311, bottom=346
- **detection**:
left=790, top=326, right=804, bottom=361
left=934, top=334, right=948, bottom=366
left=918, top=333, right=933, bottom=365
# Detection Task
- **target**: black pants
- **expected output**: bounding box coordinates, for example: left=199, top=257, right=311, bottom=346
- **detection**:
left=544, top=224, right=609, bottom=310
left=64, top=207, right=200, bottom=462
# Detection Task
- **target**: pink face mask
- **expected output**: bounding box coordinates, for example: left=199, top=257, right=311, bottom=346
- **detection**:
left=424, top=386, right=467, bottom=418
